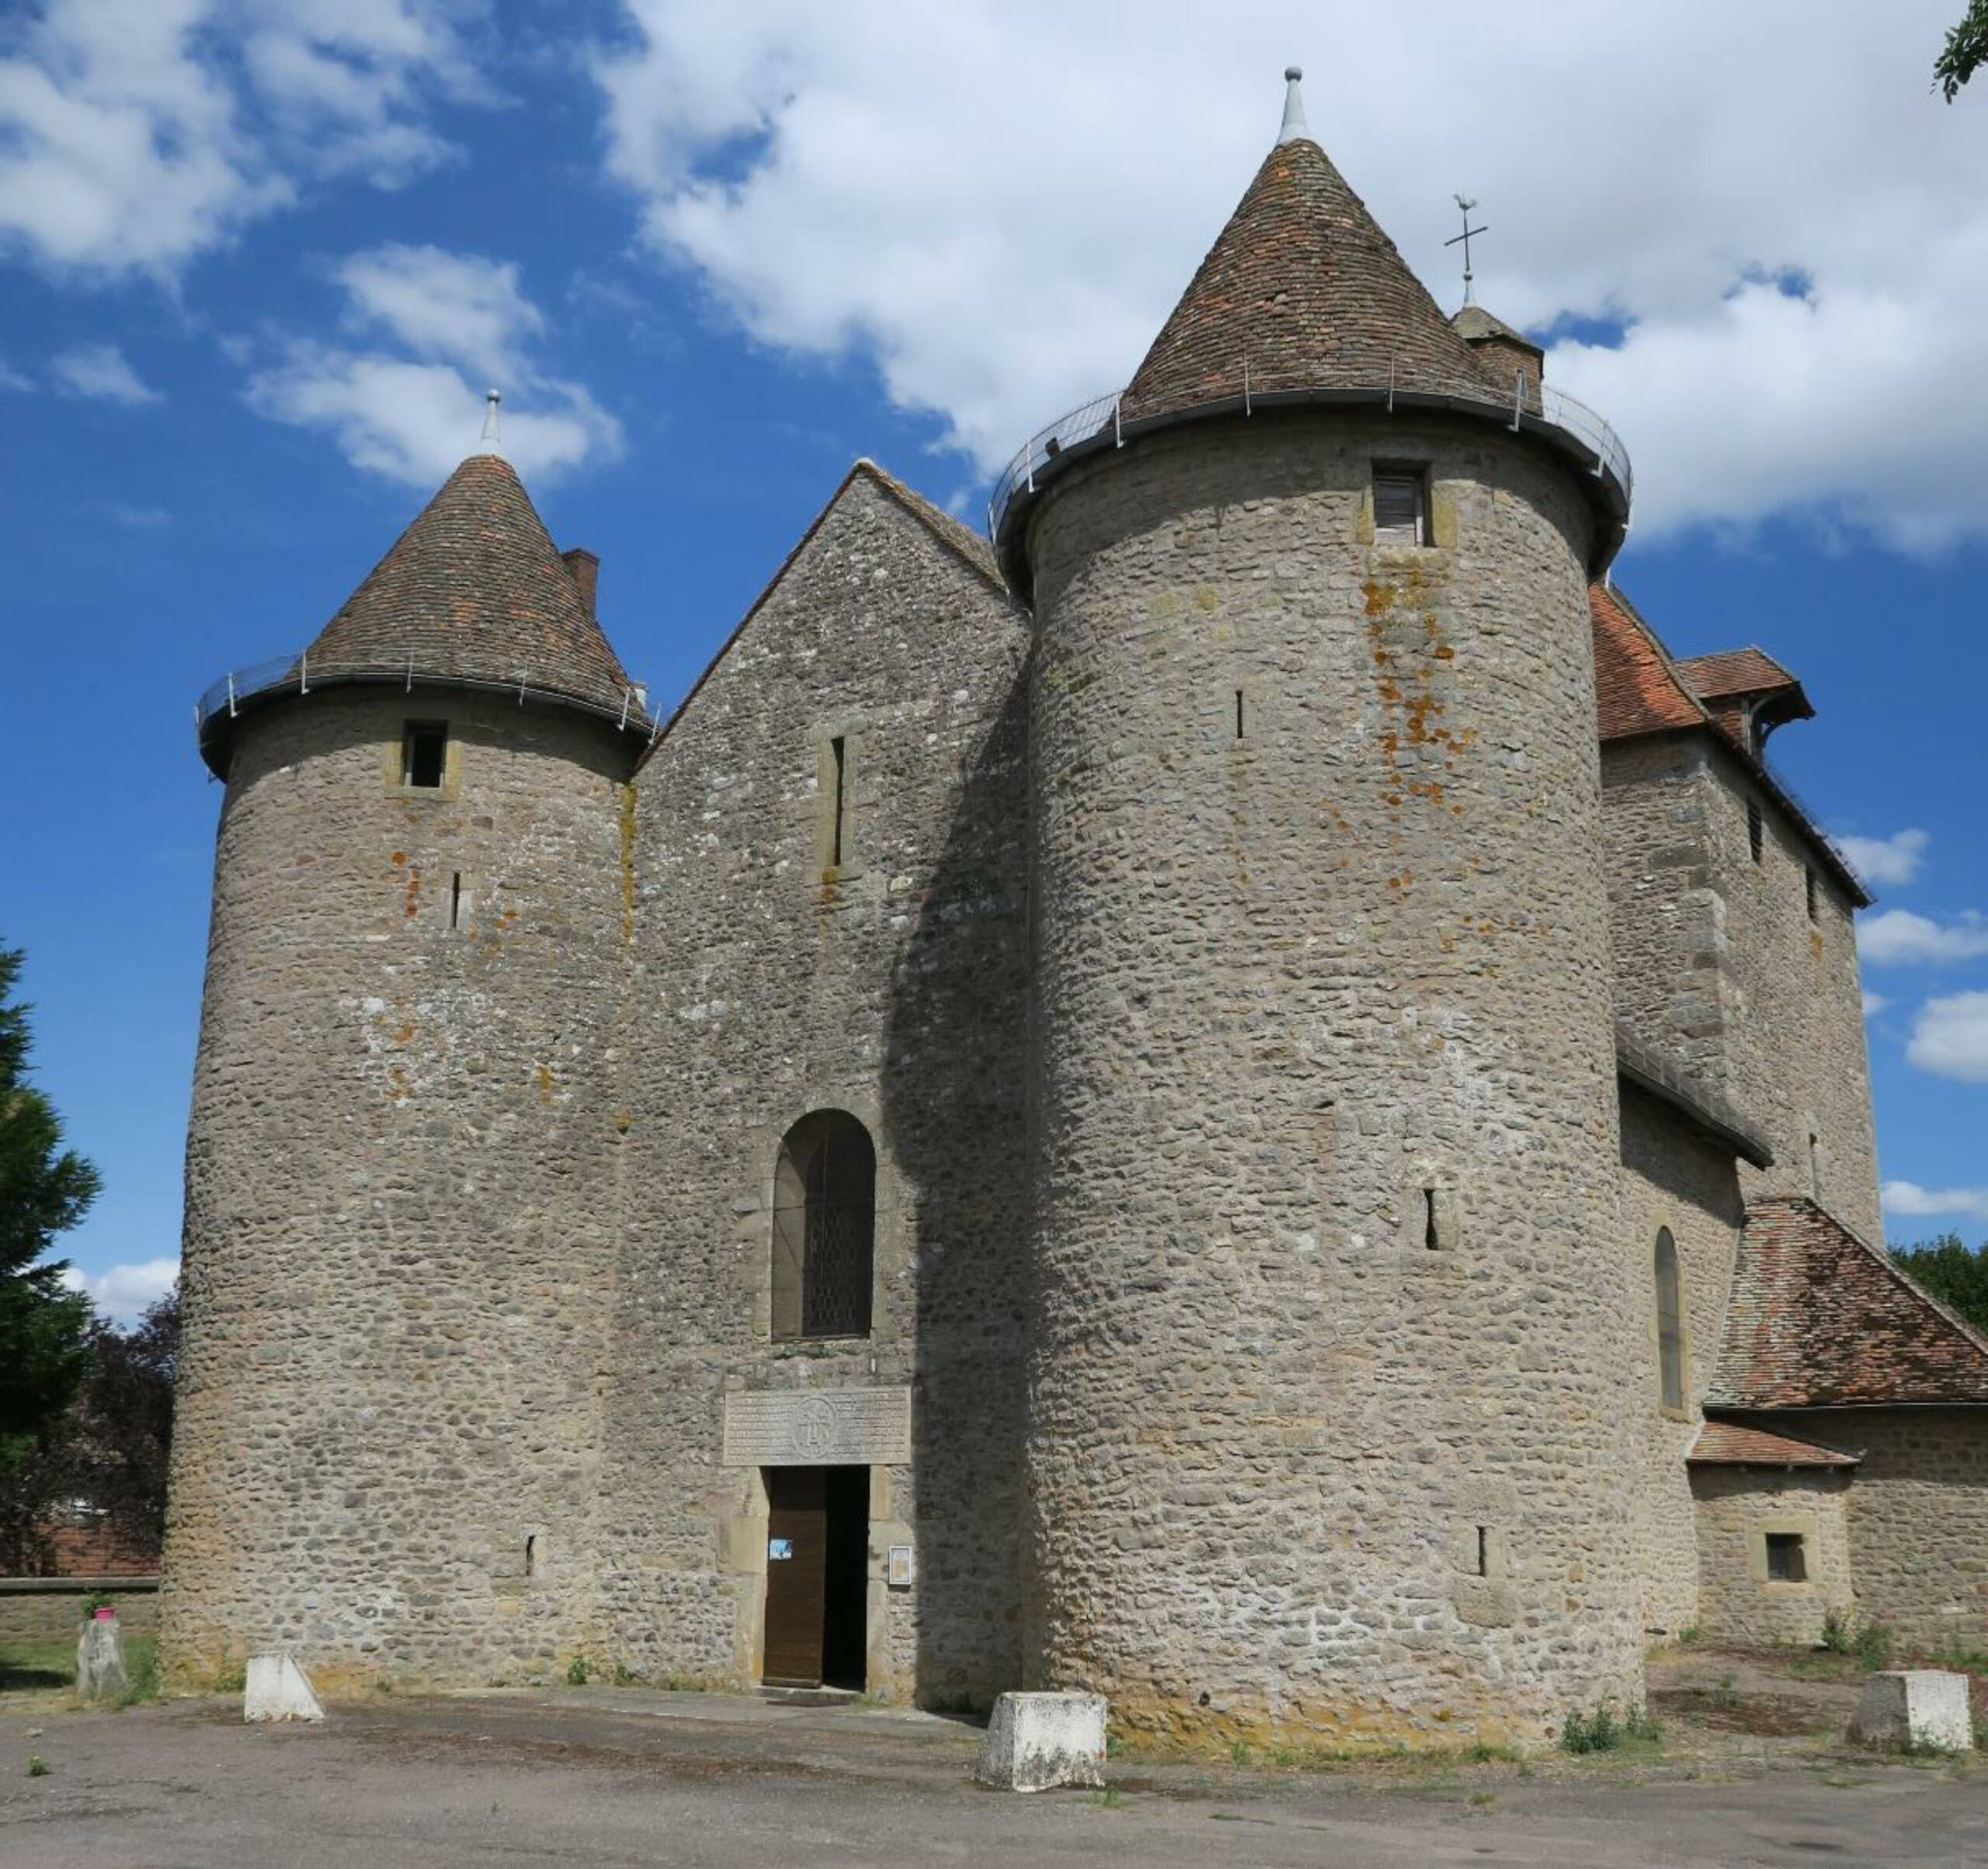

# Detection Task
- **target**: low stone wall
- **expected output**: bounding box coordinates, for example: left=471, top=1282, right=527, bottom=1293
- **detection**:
left=0, top=1577, right=160, bottom=1645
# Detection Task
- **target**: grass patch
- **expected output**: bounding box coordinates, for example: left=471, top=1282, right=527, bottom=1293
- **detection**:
left=1087, top=1784, right=1124, bottom=1810
left=26, top=1754, right=47, bottom=1777
left=0, top=1635, right=158, bottom=1701
left=1561, top=1704, right=1663, bottom=1756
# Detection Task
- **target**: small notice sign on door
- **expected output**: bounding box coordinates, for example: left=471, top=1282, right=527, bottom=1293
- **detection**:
left=768, top=1538, right=794, bottom=1561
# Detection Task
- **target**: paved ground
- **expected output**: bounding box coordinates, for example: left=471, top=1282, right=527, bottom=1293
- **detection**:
left=2, top=1682, right=1985, bottom=1867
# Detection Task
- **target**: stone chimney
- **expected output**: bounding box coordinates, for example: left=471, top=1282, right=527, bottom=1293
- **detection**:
left=1452, top=305, right=1545, bottom=402
left=562, top=547, right=600, bottom=617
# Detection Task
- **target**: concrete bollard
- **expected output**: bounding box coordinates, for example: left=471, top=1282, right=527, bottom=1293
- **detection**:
left=75, top=1613, right=127, bottom=1703
left=245, top=1653, right=325, bottom=1723
left=1847, top=1670, right=1973, bottom=1752
left=975, top=1691, right=1107, bottom=1791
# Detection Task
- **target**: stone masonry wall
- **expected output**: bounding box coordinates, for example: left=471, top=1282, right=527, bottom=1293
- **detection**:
left=1024, top=409, right=1645, bottom=1752
left=1599, top=737, right=1880, bottom=1242
left=162, top=686, right=635, bottom=1688
left=1617, top=1084, right=1746, bottom=1638
left=600, top=468, right=1034, bottom=1707
left=1690, top=1464, right=1855, bottom=1646
left=1796, top=1409, right=1988, bottom=1652
left=0, top=1580, right=159, bottom=1645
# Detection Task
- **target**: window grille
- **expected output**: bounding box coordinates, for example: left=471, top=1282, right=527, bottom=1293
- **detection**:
left=771, top=1111, right=875, bottom=1340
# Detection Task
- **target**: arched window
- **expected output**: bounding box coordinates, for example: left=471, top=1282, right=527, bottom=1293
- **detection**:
left=1654, top=1228, right=1684, bottom=1412
left=771, top=1111, right=875, bottom=1340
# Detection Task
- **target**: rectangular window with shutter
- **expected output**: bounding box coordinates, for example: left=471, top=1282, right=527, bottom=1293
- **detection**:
left=1372, top=467, right=1429, bottom=546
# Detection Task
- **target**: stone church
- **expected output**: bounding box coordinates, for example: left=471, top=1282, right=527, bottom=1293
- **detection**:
left=161, top=74, right=1988, bottom=1749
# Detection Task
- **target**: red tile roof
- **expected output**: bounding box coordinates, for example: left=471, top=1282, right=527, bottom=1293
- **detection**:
left=1688, top=1421, right=1859, bottom=1468
left=305, top=452, right=634, bottom=717
left=1590, top=582, right=1708, bottom=740
left=1121, top=135, right=1497, bottom=424
left=1707, top=1197, right=1988, bottom=1409
left=1675, top=647, right=1801, bottom=701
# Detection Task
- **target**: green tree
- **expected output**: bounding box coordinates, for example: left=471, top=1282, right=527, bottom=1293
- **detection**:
left=1936, top=1, right=1988, bottom=100
left=1891, top=1232, right=1988, bottom=1333
left=0, top=947, right=98, bottom=1446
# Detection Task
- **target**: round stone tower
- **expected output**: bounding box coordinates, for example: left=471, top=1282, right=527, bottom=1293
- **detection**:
left=999, top=75, right=1642, bottom=1749
left=162, top=424, right=646, bottom=1687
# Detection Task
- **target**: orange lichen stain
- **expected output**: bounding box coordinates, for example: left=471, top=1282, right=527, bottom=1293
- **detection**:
left=1361, top=577, right=1398, bottom=619
left=404, top=865, right=421, bottom=919
left=533, top=1063, right=555, bottom=1105
left=1810, top=930, right=1825, bottom=961
left=612, top=1110, right=633, bottom=1134
left=392, top=1016, right=416, bottom=1047
left=387, top=1065, right=411, bottom=1103
left=390, top=851, right=407, bottom=867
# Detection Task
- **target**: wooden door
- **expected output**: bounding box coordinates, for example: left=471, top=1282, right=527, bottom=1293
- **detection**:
left=763, top=1468, right=827, bottom=1685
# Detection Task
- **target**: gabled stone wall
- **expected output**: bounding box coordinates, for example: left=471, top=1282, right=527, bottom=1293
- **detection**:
left=600, top=471, right=1034, bottom=1705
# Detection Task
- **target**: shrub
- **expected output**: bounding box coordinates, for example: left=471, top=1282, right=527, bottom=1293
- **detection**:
left=565, top=1654, right=593, bottom=1686
left=1561, top=1704, right=1620, bottom=1754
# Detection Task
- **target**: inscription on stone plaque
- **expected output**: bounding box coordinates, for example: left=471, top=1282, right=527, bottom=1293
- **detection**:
left=721, top=1386, right=912, bottom=1467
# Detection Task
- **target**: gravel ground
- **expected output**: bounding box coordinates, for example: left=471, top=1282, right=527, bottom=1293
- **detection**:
left=2, top=1677, right=1985, bottom=1868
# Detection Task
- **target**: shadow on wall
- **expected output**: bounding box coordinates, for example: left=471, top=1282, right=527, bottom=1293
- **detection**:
left=879, top=665, right=1033, bottom=1711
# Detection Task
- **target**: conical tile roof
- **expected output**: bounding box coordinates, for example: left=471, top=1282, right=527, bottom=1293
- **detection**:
left=1121, top=133, right=1497, bottom=422
left=304, top=452, right=631, bottom=714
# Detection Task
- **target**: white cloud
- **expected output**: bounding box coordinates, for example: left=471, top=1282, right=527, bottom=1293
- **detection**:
left=1882, top=1179, right=1988, bottom=1221
left=1862, top=990, right=1889, bottom=1020
left=244, top=243, right=620, bottom=485
left=334, top=244, right=544, bottom=376
left=590, top=2, right=1988, bottom=547
left=0, top=355, right=32, bottom=391
left=58, top=1256, right=179, bottom=1326
left=1858, top=909, right=1988, bottom=967
left=1835, top=828, right=1930, bottom=888
left=1906, top=989, right=1988, bottom=1082
left=49, top=340, right=162, bottom=404
left=0, top=1, right=477, bottom=279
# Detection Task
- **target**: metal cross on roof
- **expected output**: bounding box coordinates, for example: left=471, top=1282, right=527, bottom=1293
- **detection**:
left=1445, top=195, right=1487, bottom=305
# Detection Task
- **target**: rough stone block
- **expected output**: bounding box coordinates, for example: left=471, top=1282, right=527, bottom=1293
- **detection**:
left=1847, top=1670, right=1972, bottom=1752
left=975, top=1691, right=1106, bottom=1791
left=75, top=1617, right=127, bottom=1702
left=245, top=1653, right=325, bottom=1723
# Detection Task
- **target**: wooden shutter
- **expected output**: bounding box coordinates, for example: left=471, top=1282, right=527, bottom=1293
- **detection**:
left=1373, top=472, right=1425, bottom=545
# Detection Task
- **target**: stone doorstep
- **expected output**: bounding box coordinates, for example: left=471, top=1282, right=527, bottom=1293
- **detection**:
left=1847, top=1671, right=1974, bottom=1753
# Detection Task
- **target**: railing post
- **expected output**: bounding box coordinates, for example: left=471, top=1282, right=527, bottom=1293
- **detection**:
left=1387, top=354, right=1396, bottom=414
left=300, top=650, right=309, bottom=695
left=1113, top=396, right=1121, bottom=447
left=1510, top=370, right=1524, bottom=432
left=227, top=672, right=237, bottom=718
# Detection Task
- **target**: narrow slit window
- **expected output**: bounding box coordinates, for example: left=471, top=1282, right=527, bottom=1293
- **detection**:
left=403, top=721, right=447, bottom=790
left=450, top=872, right=464, bottom=931
left=1373, top=468, right=1428, bottom=547
left=829, top=735, right=847, bottom=868
left=1475, top=1527, right=1489, bottom=1578
left=1805, top=866, right=1819, bottom=922
left=524, top=1534, right=537, bottom=1578
left=1654, top=1228, right=1684, bottom=1411
left=1764, top=1531, right=1807, bottom=1583
left=1423, top=1187, right=1440, bottom=1251
left=1746, top=799, right=1764, bottom=864
left=1235, top=690, right=1246, bottom=740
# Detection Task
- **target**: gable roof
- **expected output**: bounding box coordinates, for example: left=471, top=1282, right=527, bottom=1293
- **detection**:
left=1688, top=1421, right=1860, bottom=1468
left=637, top=459, right=1020, bottom=769
left=304, top=452, right=633, bottom=717
left=1675, top=647, right=1801, bottom=701
left=1590, top=582, right=1710, bottom=740
left=1706, top=1196, right=1988, bottom=1409
left=1120, top=134, right=1496, bottom=424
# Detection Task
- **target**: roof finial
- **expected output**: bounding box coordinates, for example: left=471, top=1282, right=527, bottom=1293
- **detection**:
left=479, top=387, right=502, bottom=453
left=1277, top=65, right=1309, bottom=145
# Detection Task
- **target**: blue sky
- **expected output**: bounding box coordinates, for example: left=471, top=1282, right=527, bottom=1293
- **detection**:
left=2, top=1, right=1985, bottom=1320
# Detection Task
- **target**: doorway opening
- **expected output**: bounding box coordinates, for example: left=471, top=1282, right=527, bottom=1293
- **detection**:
left=762, top=1465, right=868, bottom=1689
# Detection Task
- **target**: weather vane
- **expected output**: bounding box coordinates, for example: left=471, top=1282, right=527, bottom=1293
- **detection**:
left=1445, top=195, right=1487, bottom=305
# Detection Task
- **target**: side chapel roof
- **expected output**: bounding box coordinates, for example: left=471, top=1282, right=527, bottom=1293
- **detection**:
left=1687, top=1421, right=1860, bottom=1468
left=1706, top=1197, right=1988, bottom=1409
